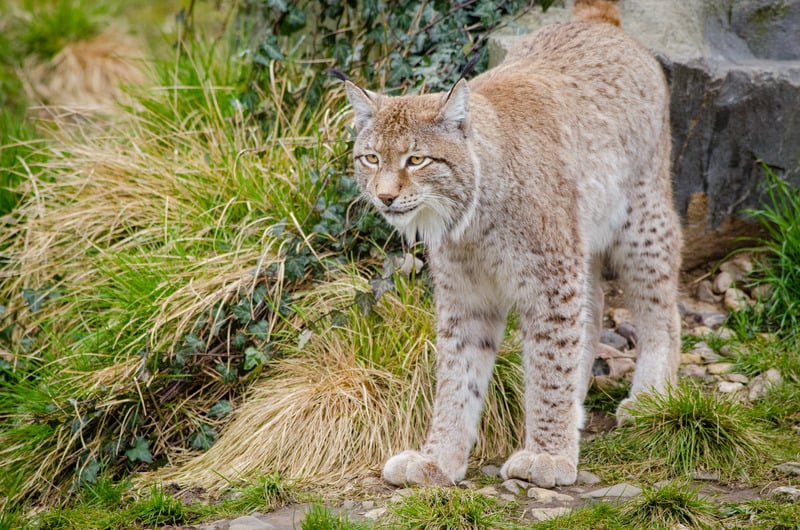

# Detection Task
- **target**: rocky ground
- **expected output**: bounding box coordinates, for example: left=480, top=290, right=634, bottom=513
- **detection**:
left=166, top=253, right=799, bottom=529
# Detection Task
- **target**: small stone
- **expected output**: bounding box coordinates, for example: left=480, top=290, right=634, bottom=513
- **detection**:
left=748, top=368, right=782, bottom=401
left=361, top=500, right=375, bottom=509
left=527, top=487, right=574, bottom=503
left=695, top=279, right=721, bottom=304
left=689, top=326, right=712, bottom=337
left=724, top=373, right=749, bottom=384
left=770, top=486, right=800, bottom=502
left=197, top=520, right=230, bottom=530
left=525, top=507, right=571, bottom=521
left=476, top=485, right=499, bottom=497
left=775, top=462, right=800, bottom=476
left=501, top=478, right=529, bottom=495
left=680, top=364, right=707, bottom=379
left=577, top=470, right=601, bottom=485
left=389, top=488, right=414, bottom=503
left=720, top=255, right=753, bottom=281
left=363, top=507, right=387, bottom=520
left=229, top=515, right=276, bottom=530
left=707, top=362, right=734, bottom=375
left=608, top=308, right=633, bottom=328
left=714, top=327, right=735, bottom=340
left=691, top=470, right=720, bottom=481
left=458, top=479, right=476, bottom=489
left=480, top=464, right=502, bottom=478
left=701, top=312, right=727, bottom=328
left=615, top=322, right=638, bottom=348
left=600, top=329, right=629, bottom=351
left=680, top=352, right=702, bottom=364
left=718, top=344, right=735, bottom=356
left=713, top=271, right=735, bottom=294
left=716, top=381, right=744, bottom=394
left=341, top=500, right=357, bottom=510
left=750, top=283, right=774, bottom=301
left=724, top=288, right=752, bottom=311
left=499, top=493, right=517, bottom=502
left=580, top=483, right=642, bottom=500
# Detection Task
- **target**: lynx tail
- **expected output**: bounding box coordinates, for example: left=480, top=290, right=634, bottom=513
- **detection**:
left=573, top=0, right=621, bottom=27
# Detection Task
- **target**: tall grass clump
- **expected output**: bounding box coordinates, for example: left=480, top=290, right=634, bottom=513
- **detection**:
left=619, top=482, right=717, bottom=529
left=584, top=384, right=772, bottom=481
left=386, top=487, right=515, bottom=530
left=738, top=165, right=800, bottom=338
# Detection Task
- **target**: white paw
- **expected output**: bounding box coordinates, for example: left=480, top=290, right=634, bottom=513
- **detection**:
left=615, top=397, right=637, bottom=426
left=500, top=450, right=577, bottom=488
left=382, top=450, right=454, bottom=487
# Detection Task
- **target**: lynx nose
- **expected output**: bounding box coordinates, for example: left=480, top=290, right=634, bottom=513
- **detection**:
left=378, top=193, right=396, bottom=206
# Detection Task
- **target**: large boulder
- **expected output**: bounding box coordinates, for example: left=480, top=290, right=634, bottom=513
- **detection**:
left=488, top=0, right=800, bottom=268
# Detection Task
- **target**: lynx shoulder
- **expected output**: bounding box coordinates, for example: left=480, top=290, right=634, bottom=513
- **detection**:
left=340, top=0, right=681, bottom=488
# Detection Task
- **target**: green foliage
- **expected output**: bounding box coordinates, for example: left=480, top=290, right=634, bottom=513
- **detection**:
left=529, top=502, right=623, bottom=529
left=386, top=487, right=514, bottom=529
left=740, top=165, right=800, bottom=337
left=619, top=482, right=716, bottom=529
left=721, top=498, right=800, bottom=529
left=301, top=501, right=372, bottom=530
left=15, top=0, right=110, bottom=59
left=584, top=384, right=773, bottom=481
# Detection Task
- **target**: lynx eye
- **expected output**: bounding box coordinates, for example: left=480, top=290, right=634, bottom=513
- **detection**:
left=362, top=153, right=379, bottom=165
left=407, top=155, right=427, bottom=167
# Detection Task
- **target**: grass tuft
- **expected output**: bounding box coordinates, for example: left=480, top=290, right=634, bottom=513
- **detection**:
left=584, top=384, right=773, bottom=481
left=619, top=482, right=717, bottom=529
left=301, top=502, right=372, bottom=530
left=386, top=487, right=515, bottom=530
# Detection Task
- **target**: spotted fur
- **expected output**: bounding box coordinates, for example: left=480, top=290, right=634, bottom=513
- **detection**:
left=343, top=0, right=681, bottom=488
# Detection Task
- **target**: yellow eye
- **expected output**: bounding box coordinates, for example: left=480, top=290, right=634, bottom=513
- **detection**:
left=363, top=153, right=379, bottom=165
left=407, top=155, right=426, bottom=166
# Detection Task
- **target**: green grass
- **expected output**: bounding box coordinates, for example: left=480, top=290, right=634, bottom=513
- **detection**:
left=721, top=498, right=800, bottom=529
left=618, top=482, right=716, bottom=529
left=584, top=384, right=774, bottom=482
left=301, top=502, right=372, bottom=530
left=385, top=487, right=515, bottom=529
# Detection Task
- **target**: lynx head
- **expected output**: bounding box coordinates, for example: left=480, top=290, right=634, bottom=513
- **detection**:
left=342, top=79, right=478, bottom=247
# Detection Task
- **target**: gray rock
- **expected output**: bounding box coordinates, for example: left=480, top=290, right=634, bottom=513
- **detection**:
left=770, top=486, right=800, bottom=502
left=580, top=483, right=642, bottom=500
left=501, top=478, right=530, bottom=495
left=700, top=312, right=728, bottom=329
left=695, top=279, right=722, bottom=304
left=476, top=485, right=499, bottom=497
left=615, top=322, right=638, bottom=348
left=692, top=470, right=720, bottom=481
left=774, top=461, right=800, bottom=476
left=480, top=464, right=502, bottom=478
left=525, top=507, right=571, bottom=521
left=576, top=470, right=602, bottom=486
left=228, top=515, right=276, bottom=530
left=748, top=368, right=783, bottom=401
left=600, top=330, right=629, bottom=351
left=341, top=500, right=357, bottom=510
left=716, top=381, right=745, bottom=394
left=713, top=271, right=735, bottom=294
left=680, top=364, right=707, bottom=379
left=527, top=487, right=575, bottom=503
left=488, top=0, right=800, bottom=264
left=361, top=500, right=375, bottom=509
left=363, top=507, right=387, bottom=520
left=197, top=520, right=231, bottom=530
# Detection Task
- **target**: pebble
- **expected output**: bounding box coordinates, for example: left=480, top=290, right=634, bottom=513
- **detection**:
left=701, top=312, right=727, bottom=328
left=718, top=344, right=735, bottom=357
left=720, top=255, right=753, bottom=281
left=600, top=329, right=629, bottom=351
left=715, top=327, right=735, bottom=340
left=695, top=279, right=721, bottom=304
left=480, top=464, right=502, bottom=478
left=707, top=362, right=734, bottom=375
left=724, top=373, right=749, bottom=384
left=750, top=283, right=774, bottom=301
left=774, top=462, right=800, bottom=476
left=748, top=368, right=782, bottom=401
left=680, top=364, right=707, bottom=379
left=692, top=470, right=720, bottom=481
left=361, top=500, right=375, bottom=509
left=724, top=288, right=751, bottom=311
left=228, top=515, right=276, bottom=530
left=579, top=483, right=642, bottom=500
left=527, top=487, right=574, bottom=503
left=680, top=352, right=702, bottom=364
left=689, top=326, right=713, bottom=337
left=341, top=500, right=357, bottom=510
left=716, top=381, right=745, bottom=394
left=476, top=485, right=499, bottom=497
left=577, top=470, right=601, bottom=485
left=363, top=507, right=387, bottom=520
left=501, top=479, right=529, bottom=495
left=713, top=271, right=735, bottom=294
left=770, top=486, right=800, bottom=502
left=608, top=307, right=633, bottom=328
left=526, top=507, right=571, bottom=521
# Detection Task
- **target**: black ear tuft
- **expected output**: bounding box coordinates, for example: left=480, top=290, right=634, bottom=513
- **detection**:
left=459, top=54, right=479, bottom=80
left=327, top=68, right=351, bottom=82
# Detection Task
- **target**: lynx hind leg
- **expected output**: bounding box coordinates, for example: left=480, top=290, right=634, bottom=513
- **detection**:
left=613, top=195, right=682, bottom=421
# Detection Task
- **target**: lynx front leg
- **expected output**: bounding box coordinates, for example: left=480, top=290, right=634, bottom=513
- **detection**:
left=501, top=259, right=585, bottom=488
left=383, top=295, right=507, bottom=486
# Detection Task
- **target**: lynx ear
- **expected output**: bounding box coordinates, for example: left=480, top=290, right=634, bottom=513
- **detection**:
left=344, top=81, right=380, bottom=131
left=438, top=78, right=470, bottom=132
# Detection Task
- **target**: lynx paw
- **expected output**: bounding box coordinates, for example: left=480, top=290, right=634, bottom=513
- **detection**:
left=500, top=450, right=577, bottom=488
left=382, top=450, right=454, bottom=487
left=615, top=397, right=637, bottom=426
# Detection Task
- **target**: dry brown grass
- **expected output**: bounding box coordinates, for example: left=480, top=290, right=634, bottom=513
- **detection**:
left=149, top=271, right=524, bottom=493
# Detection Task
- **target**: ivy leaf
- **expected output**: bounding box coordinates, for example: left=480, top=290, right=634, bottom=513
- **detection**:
left=125, top=436, right=153, bottom=464
left=355, top=291, right=375, bottom=316
left=369, top=274, right=395, bottom=302
left=248, top=320, right=269, bottom=340
left=190, top=423, right=217, bottom=450
left=231, top=301, right=252, bottom=325
left=216, top=362, right=239, bottom=383
left=244, top=346, right=268, bottom=371
left=232, top=331, right=247, bottom=349
left=208, top=400, right=232, bottom=418
left=183, top=333, right=206, bottom=353
left=78, top=458, right=100, bottom=485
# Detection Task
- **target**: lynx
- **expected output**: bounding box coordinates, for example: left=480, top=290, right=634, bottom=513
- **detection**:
left=339, top=0, right=681, bottom=488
